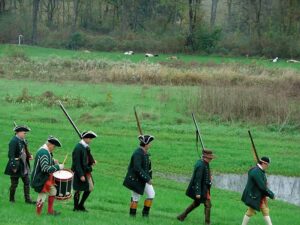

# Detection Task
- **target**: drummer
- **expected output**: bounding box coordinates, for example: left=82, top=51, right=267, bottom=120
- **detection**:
left=72, top=131, right=97, bottom=212
left=31, top=136, right=64, bottom=216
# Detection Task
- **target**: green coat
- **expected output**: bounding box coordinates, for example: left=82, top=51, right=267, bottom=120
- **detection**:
left=241, top=166, right=275, bottom=211
left=31, top=147, right=60, bottom=193
left=123, top=147, right=152, bottom=195
left=186, top=159, right=211, bottom=202
left=4, top=136, right=31, bottom=177
left=71, top=143, right=93, bottom=191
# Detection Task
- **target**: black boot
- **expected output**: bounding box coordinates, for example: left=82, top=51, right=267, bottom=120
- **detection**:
left=204, top=200, right=211, bottom=225
left=142, top=206, right=150, bottom=217
left=177, top=200, right=200, bottom=221
left=129, top=201, right=138, bottom=217
left=78, top=191, right=90, bottom=212
left=9, top=177, right=18, bottom=203
left=142, top=199, right=153, bottom=217
left=73, top=191, right=80, bottom=211
left=10, top=188, right=16, bottom=203
left=130, top=208, right=137, bottom=216
left=23, top=176, right=35, bottom=204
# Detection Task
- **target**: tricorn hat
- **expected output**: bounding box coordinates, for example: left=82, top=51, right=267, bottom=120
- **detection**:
left=14, top=125, right=31, bottom=133
left=260, top=156, right=270, bottom=164
left=47, top=136, right=62, bottom=147
left=81, top=131, right=97, bottom=139
left=138, top=135, right=154, bottom=145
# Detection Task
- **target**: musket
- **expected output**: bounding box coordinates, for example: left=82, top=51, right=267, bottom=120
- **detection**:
left=248, top=130, right=259, bottom=163
left=192, top=113, right=204, bottom=157
left=58, top=100, right=82, bottom=139
left=134, top=106, right=143, bottom=135
left=58, top=101, right=96, bottom=165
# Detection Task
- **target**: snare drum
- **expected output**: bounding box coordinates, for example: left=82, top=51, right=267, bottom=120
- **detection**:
left=53, top=169, right=73, bottom=200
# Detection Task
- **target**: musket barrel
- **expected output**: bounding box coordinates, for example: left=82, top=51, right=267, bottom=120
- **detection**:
left=58, top=101, right=82, bottom=139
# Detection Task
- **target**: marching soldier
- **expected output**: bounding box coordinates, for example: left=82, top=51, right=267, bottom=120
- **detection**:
left=123, top=134, right=155, bottom=217
left=177, top=150, right=214, bottom=225
left=4, top=125, right=35, bottom=204
left=31, top=136, right=64, bottom=216
left=241, top=156, right=275, bottom=225
left=72, top=131, right=97, bottom=212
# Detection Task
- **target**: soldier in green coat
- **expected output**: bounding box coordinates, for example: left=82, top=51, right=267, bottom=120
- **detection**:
left=177, top=150, right=214, bottom=225
left=31, top=136, right=64, bottom=216
left=4, top=125, right=35, bottom=204
left=241, top=157, right=275, bottom=225
left=72, top=131, right=97, bottom=212
left=123, top=135, right=155, bottom=217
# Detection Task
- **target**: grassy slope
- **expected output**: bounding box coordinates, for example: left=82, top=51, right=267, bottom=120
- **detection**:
left=1, top=44, right=300, bottom=70
left=0, top=79, right=299, bottom=176
left=0, top=46, right=299, bottom=225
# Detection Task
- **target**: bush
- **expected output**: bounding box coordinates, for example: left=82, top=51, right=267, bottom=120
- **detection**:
left=67, top=32, right=87, bottom=50
left=191, top=26, right=222, bottom=53
left=93, top=36, right=117, bottom=51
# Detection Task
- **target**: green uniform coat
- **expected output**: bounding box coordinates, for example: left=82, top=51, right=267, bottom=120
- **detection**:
left=4, top=136, right=30, bottom=177
left=241, top=165, right=274, bottom=211
left=186, top=159, right=211, bottom=202
left=31, top=147, right=60, bottom=193
left=71, top=143, right=93, bottom=191
left=123, top=147, right=152, bottom=195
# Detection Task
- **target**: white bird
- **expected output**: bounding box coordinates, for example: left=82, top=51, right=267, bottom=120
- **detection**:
left=124, top=51, right=134, bottom=55
left=145, top=53, right=159, bottom=57
left=272, top=57, right=278, bottom=62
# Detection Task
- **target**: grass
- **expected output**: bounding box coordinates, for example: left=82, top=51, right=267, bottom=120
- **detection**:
left=0, top=45, right=299, bottom=225
left=1, top=44, right=300, bottom=70
left=0, top=79, right=299, bottom=177
left=1, top=175, right=299, bottom=225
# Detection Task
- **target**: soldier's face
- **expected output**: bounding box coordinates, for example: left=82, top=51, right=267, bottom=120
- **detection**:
left=262, top=162, right=269, bottom=170
left=17, top=131, right=26, bottom=139
left=145, top=143, right=151, bottom=150
left=48, top=144, right=55, bottom=152
left=84, top=138, right=92, bottom=144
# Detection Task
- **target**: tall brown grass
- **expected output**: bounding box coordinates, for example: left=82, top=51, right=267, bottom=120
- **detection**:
left=0, top=57, right=299, bottom=128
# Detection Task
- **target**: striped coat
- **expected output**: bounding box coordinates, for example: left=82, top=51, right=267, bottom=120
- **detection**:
left=30, top=145, right=59, bottom=193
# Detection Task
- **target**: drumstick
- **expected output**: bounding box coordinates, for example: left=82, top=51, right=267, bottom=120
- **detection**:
left=62, top=153, right=69, bottom=164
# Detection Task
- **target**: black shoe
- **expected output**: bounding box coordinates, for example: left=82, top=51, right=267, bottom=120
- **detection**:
left=78, top=205, right=88, bottom=212
left=47, top=210, right=61, bottom=216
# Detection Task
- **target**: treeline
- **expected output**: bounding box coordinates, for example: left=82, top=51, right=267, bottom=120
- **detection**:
left=0, top=0, right=300, bottom=57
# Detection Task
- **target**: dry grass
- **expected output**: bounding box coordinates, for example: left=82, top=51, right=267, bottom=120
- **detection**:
left=0, top=57, right=299, bottom=127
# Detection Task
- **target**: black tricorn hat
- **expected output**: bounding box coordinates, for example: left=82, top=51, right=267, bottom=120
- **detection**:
left=47, top=136, right=62, bottom=147
left=260, top=156, right=271, bottom=164
left=81, top=131, right=97, bottom=139
left=14, top=125, right=31, bottom=133
left=138, top=134, right=154, bottom=145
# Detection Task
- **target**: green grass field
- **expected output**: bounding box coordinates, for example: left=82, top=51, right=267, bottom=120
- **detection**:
left=1, top=44, right=300, bottom=70
left=0, top=45, right=299, bottom=225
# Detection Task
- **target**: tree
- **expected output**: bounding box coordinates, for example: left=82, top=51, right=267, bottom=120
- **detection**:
left=210, top=0, right=218, bottom=29
left=31, top=0, right=41, bottom=44
left=0, top=0, right=5, bottom=13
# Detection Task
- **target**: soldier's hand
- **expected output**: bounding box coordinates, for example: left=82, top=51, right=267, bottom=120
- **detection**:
left=80, top=176, right=86, bottom=182
left=54, top=159, right=59, bottom=164
left=29, top=155, right=34, bottom=160
left=196, top=195, right=201, bottom=199
left=147, top=179, right=153, bottom=185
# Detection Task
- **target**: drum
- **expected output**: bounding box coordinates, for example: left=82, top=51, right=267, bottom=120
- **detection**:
left=53, top=169, right=73, bottom=200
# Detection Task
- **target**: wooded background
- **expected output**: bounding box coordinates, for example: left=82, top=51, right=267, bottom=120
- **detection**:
left=0, top=0, right=299, bottom=57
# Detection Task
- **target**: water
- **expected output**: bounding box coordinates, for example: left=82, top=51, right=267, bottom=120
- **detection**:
left=156, top=172, right=300, bottom=206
